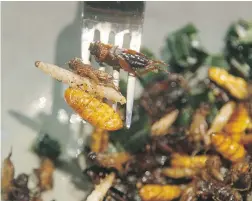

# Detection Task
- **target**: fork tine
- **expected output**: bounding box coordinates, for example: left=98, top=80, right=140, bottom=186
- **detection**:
left=81, top=26, right=94, bottom=64
left=97, top=22, right=111, bottom=71
left=112, top=31, right=127, bottom=110
left=125, top=31, right=142, bottom=128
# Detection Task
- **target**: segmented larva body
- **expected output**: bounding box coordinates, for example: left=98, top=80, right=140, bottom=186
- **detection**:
left=211, top=133, right=246, bottom=162
left=91, top=128, right=109, bottom=153
left=95, top=152, right=131, bottom=172
left=139, top=184, right=182, bottom=201
left=64, top=88, right=123, bottom=131
left=224, top=103, right=250, bottom=133
left=171, top=154, right=208, bottom=169
left=208, top=67, right=248, bottom=100
left=162, top=167, right=197, bottom=179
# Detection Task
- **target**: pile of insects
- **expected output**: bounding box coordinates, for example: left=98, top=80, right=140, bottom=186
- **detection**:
left=1, top=134, right=60, bottom=201
left=2, top=19, right=252, bottom=201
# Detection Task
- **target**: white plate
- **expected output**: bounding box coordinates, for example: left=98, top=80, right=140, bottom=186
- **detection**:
left=2, top=2, right=252, bottom=201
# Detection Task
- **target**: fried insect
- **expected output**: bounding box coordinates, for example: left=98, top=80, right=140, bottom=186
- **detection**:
left=124, top=150, right=170, bottom=176
left=162, top=167, right=198, bottom=179
left=181, top=179, right=243, bottom=201
left=171, top=154, right=208, bottom=169
left=68, top=57, right=117, bottom=90
left=225, top=161, right=252, bottom=191
left=179, top=184, right=197, bottom=201
left=1, top=150, right=15, bottom=200
left=151, top=109, right=179, bottom=136
left=188, top=103, right=210, bottom=148
left=35, top=61, right=126, bottom=104
left=206, top=101, right=236, bottom=138
left=91, top=128, right=109, bottom=153
left=64, top=87, right=123, bottom=131
left=140, top=74, right=188, bottom=120
left=9, top=173, right=30, bottom=201
left=136, top=169, right=168, bottom=187
left=89, top=41, right=168, bottom=76
left=208, top=67, right=248, bottom=100
left=202, top=155, right=224, bottom=182
left=224, top=103, right=250, bottom=134
left=211, top=133, right=246, bottom=162
left=139, top=184, right=182, bottom=201
left=88, top=152, right=132, bottom=172
left=154, top=129, right=195, bottom=155
left=247, top=81, right=252, bottom=118
left=86, top=173, right=115, bottom=201
left=34, top=157, right=55, bottom=192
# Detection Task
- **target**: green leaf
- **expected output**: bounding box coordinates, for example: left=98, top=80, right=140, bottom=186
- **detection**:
left=188, top=90, right=210, bottom=109
left=32, top=133, right=61, bottom=161
left=162, top=23, right=208, bottom=72
left=225, top=19, right=252, bottom=79
left=138, top=71, right=168, bottom=88
left=204, top=54, right=230, bottom=70
left=175, top=105, right=194, bottom=127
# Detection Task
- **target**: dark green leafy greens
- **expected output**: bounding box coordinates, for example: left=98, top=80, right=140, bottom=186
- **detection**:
left=225, top=19, right=252, bottom=79
left=161, top=23, right=208, bottom=73
left=33, top=133, right=61, bottom=161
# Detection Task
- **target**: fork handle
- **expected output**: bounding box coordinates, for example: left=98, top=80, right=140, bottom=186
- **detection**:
left=84, top=2, right=145, bottom=13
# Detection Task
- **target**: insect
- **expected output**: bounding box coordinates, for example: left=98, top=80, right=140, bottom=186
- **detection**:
left=154, top=129, right=195, bottom=155
left=140, top=74, right=188, bottom=120
left=91, top=128, right=109, bottom=153
left=35, top=61, right=126, bottom=104
left=88, top=152, right=132, bottom=172
left=179, top=184, right=197, bottom=201
left=201, top=155, right=224, bottom=182
left=68, top=57, right=118, bottom=90
left=9, top=173, right=31, bottom=201
left=151, top=109, right=179, bottom=136
left=224, top=103, right=250, bottom=134
left=1, top=150, right=14, bottom=200
left=224, top=160, right=252, bottom=191
left=89, top=41, right=168, bottom=76
left=86, top=173, right=115, bottom=201
left=64, top=87, right=123, bottom=131
left=211, top=133, right=246, bottom=162
left=208, top=67, right=248, bottom=100
left=139, top=184, right=182, bottom=201
left=162, top=167, right=198, bottom=179
left=34, top=157, right=55, bottom=192
left=188, top=103, right=210, bottom=149
left=206, top=101, right=236, bottom=139
left=170, top=154, right=208, bottom=169
left=124, top=150, right=169, bottom=175
left=181, top=179, right=243, bottom=201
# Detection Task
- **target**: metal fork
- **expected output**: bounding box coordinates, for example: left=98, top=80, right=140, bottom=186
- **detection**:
left=81, top=1, right=146, bottom=128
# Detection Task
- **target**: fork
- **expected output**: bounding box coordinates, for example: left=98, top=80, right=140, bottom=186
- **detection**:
left=81, top=1, right=146, bottom=129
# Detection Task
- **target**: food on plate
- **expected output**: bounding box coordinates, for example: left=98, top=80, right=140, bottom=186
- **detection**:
left=64, top=87, right=123, bottom=130
left=35, top=61, right=126, bottom=104
left=89, top=41, right=168, bottom=76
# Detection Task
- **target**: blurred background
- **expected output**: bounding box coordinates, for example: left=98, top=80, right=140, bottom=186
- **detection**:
left=1, top=1, right=252, bottom=201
